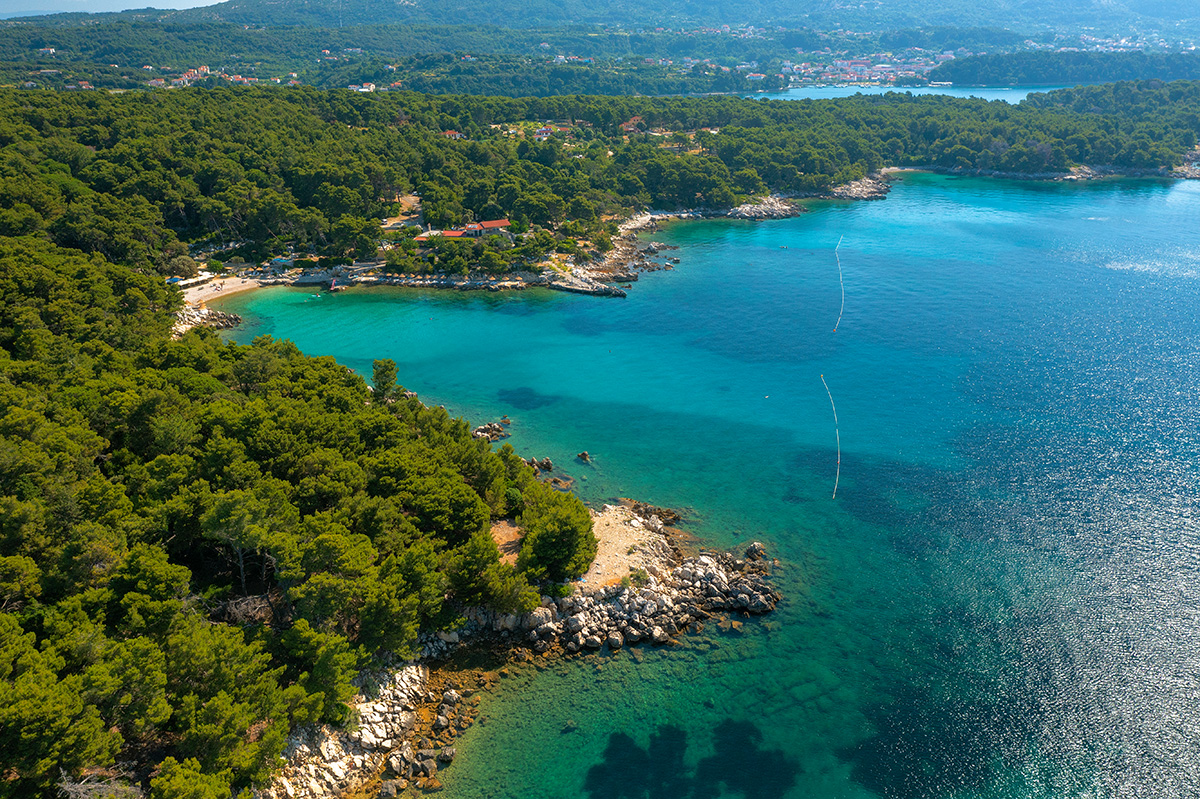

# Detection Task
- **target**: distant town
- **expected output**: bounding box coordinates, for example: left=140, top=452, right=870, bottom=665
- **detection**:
left=11, top=24, right=1198, bottom=93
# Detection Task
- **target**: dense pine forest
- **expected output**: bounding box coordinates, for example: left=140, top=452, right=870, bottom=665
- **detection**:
left=1, top=81, right=1199, bottom=797
left=0, top=234, right=594, bottom=796
left=2, top=82, right=1198, bottom=270
left=928, top=51, right=1200, bottom=86
left=0, top=21, right=1020, bottom=95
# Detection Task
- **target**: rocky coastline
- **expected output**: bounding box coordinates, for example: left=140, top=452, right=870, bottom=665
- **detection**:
left=195, top=176, right=893, bottom=313
left=352, top=271, right=625, bottom=298
left=883, top=162, right=1200, bottom=182
left=197, top=160, right=1198, bottom=316
left=469, top=419, right=511, bottom=442
left=528, top=534, right=780, bottom=655
left=576, top=175, right=895, bottom=287
left=726, top=194, right=805, bottom=219
left=171, top=304, right=242, bottom=338
left=823, top=174, right=892, bottom=199
left=255, top=501, right=781, bottom=799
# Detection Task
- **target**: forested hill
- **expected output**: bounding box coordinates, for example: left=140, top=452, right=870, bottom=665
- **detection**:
left=0, top=20, right=803, bottom=64
left=0, top=231, right=597, bottom=796
left=0, top=21, right=1037, bottom=96
left=164, top=0, right=1199, bottom=32
left=0, top=20, right=1027, bottom=73
left=1, top=83, right=1198, bottom=273
left=1, top=81, right=1199, bottom=797
left=928, top=51, right=1200, bottom=86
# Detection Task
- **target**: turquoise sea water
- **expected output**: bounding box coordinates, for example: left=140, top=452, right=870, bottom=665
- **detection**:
left=217, top=173, right=1200, bottom=798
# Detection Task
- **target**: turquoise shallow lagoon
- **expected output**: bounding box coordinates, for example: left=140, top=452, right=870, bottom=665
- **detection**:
left=218, top=173, right=1200, bottom=797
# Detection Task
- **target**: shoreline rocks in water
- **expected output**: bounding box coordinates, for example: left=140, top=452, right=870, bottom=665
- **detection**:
left=727, top=194, right=802, bottom=219
left=825, top=175, right=891, bottom=200
left=550, top=541, right=781, bottom=655
left=524, top=456, right=554, bottom=473
left=172, top=305, right=242, bottom=338
left=255, top=664, right=427, bottom=799
left=578, top=176, right=894, bottom=289
left=470, top=422, right=509, bottom=442
left=255, top=501, right=781, bottom=799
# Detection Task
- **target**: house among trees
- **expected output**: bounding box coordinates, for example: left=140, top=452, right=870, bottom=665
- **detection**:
left=414, top=219, right=511, bottom=243
left=441, top=130, right=465, bottom=139
left=620, top=116, right=645, bottom=133
left=465, top=219, right=512, bottom=236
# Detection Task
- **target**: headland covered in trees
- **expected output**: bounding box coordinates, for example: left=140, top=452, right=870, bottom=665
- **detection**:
left=2, top=81, right=1198, bottom=279
left=927, top=50, right=1200, bottom=86
left=1, top=81, right=1200, bottom=797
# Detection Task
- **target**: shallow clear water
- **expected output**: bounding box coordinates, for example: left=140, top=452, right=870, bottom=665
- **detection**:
left=218, top=173, right=1200, bottom=798
left=751, top=85, right=1072, bottom=103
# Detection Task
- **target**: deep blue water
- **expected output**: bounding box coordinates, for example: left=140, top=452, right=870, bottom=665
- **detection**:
left=218, top=173, right=1200, bottom=798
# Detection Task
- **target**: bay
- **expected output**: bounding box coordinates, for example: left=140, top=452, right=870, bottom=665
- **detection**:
left=217, top=173, right=1200, bottom=798
left=751, top=85, right=1073, bottom=103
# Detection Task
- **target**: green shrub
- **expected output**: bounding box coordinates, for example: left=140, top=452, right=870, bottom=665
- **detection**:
left=516, top=483, right=597, bottom=582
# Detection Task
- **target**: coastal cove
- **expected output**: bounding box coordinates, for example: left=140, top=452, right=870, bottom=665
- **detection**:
left=753, top=84, right=1074, bottom=103
left=216, top=173, right=1200, bottom=798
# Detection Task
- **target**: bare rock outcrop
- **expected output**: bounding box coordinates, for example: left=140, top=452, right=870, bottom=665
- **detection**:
left=172, top=305, right=241, bottom=338
left=727, top=195, right=802, bottom=219
left=255, top=665, right=427, bottom=799
left=471, top=422, right=509, bottom=442
left=828, top=176, right=891, bottom=200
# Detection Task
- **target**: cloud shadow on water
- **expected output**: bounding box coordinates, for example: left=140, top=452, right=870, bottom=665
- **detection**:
left=584, top=720, right=799, bottom=799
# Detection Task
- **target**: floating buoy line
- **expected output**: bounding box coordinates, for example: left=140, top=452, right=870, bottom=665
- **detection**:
left=820, top=373, right=841, bottom=500
left=834, top=235, right=845, bottom=332
left=824, top=235, right=845, bottom=499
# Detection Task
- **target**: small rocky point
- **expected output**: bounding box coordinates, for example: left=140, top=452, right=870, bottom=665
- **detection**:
left=727, top=195, right=802, bottom=219
left=524, top=457, right=554, bottom=473
left=256, top=511, right=781, bottom=799
left=471, top=421, right=509, bottom=442
left=827, top=175, right=890, bottom=200
left=172, top=305, right=241, bottom=338
left=530, top=542, right=781, bottom=655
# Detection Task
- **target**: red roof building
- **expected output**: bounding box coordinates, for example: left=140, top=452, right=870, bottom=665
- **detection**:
left=413, top=220, right=510, bottom=243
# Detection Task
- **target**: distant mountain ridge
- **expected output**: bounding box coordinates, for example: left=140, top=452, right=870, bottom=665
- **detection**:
left=162, top=0, right=1199, bottom=31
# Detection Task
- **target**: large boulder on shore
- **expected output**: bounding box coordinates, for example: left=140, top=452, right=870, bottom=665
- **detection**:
left=524, top=606, right=554, bottom=630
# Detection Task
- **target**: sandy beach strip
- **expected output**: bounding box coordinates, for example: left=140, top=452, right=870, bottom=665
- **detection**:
left=182, top=276, right=265, bottom=305
left=489, top=502, right=675, bottom=588
left=582, top=503, right=673, bottom=587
